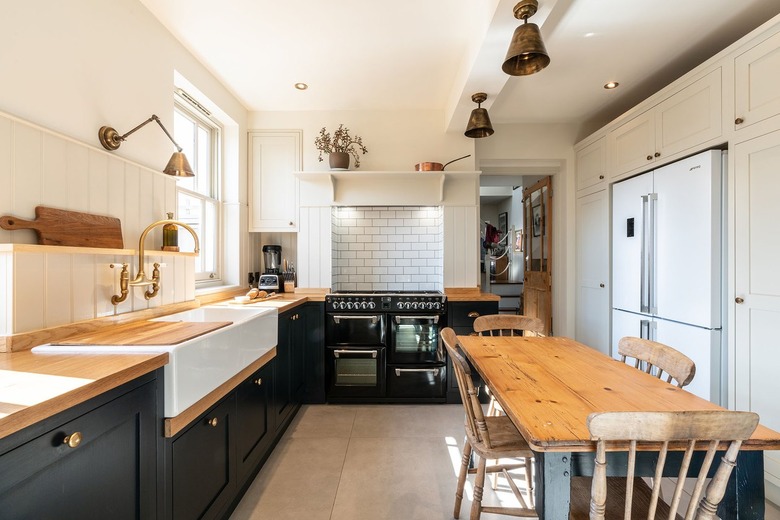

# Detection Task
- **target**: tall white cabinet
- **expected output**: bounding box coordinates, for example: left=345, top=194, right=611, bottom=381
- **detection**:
left=248, top=130, right=302, bottom=232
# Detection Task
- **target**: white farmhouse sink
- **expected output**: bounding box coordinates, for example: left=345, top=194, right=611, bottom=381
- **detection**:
left=33, top=305, right=278, bottom=417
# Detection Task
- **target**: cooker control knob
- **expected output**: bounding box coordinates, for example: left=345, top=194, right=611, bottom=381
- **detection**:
left=346, top=302, right=354, bottom=310
left=360, top=302, right=369, bottom=310
left=433, top=302, right=440, bottom=310
left=368, top=301, right=376, bottom=309
left=413, top=302, right=421, bottom=310
left=427, top=302, right=435, bottom=309
left=403, top=302, right=411, bottom=310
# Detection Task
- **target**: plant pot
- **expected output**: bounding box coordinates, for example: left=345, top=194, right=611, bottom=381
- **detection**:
left=329, top=152, right=350, bottom=170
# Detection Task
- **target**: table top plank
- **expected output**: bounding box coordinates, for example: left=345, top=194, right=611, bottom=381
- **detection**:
left=457, top=335, right=780, bottom=452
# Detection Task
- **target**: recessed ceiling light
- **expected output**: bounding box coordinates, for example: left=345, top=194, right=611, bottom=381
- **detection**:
left=294, top=83, right=308, bottom=90
left=604, top=82, right=619, bottom=89
left=584, top=32, right=597, bottom=38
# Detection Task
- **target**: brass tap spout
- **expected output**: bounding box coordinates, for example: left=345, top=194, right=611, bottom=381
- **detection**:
left=129, top=218, right=200, bottom=300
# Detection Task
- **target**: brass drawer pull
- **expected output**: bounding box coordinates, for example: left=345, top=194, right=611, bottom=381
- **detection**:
left=735, top=117, right=744, bottom=125
left=63, top=432, right=82, bottom=449
left=208, top=417, right=219, bottom=427
left=254, top=378, right=263, bottom=386
left=467, top=311, right=480, bottom=318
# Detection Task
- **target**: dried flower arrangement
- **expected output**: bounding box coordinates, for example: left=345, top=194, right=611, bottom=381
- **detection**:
left=314, top=124, right=368, bottom=168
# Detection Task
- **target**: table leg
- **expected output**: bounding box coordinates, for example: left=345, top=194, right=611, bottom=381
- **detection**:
left=719, top=450, right=765, bottom=519
left=535, top=451, right=572, bottom=520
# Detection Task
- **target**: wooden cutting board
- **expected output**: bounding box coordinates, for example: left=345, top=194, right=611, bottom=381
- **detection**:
left=53, top=320, right=232, bottom=346
left=0, top=206, right=124, bottom=249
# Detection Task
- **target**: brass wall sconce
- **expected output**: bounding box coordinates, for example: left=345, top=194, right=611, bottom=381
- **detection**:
left=464, top=93, right=495, bottom=138
left=111, top=217, right=200, bottom=304
left=502, top=0, right=550, bottom=76
left=98, top=115, right=195, bottom=177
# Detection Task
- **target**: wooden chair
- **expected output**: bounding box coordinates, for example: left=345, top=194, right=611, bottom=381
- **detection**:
left=618, top=336, right=696, bottom=388
left=440, top=327, right=537, bottom=520
left=473, top=314, right=545, bottom=338
left=576, top=410, right=759, bottom=520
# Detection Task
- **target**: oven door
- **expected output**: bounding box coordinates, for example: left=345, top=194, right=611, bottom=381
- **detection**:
left=386, top=364, right=446, bottom=399
left=326, top=314, right=386, bottom=346
left=326, top=346, right=386, bottom=398
left=389, top=315, right=444, bottom=364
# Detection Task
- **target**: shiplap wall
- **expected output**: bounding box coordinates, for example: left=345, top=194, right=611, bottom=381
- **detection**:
left=0, top=112, right=195, bottom=335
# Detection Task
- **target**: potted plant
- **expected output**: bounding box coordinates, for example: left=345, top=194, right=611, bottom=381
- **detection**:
left=315, top=124, right=368, bottom=169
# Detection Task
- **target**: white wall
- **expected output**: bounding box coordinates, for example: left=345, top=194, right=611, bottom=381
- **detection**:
left=0, top=0, right=249, bottom=318
left=249, top=110, right=474, bottom=172
left=476, top=123, right=578, bottom=337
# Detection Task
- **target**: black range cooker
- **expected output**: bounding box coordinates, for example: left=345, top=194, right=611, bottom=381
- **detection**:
left=325, top=291, right=447, bottom=403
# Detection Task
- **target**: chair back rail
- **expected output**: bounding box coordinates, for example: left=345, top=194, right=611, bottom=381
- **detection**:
left=587, top=410, right=760, bottom=520
left=473, top=314, right=545, bottom=337
left=618, top=336, right=696, bottom=388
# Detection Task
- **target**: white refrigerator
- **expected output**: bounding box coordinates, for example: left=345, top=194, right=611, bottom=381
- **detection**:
left=611, top=149, right=724, bottom=403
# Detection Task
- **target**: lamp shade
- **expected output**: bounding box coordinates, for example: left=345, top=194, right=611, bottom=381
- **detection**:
left=163, top=151, right=196, bottom=177
left=464, top=107, right=495, bottom=138
left=502, top=22, right=550, bottom=76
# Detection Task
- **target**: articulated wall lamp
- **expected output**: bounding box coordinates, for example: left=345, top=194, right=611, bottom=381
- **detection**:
left=502, top=0, right=550, bottom=76
left=98, top=115, right=195, bottom=177
left=464, top=93, right=495, bottom=138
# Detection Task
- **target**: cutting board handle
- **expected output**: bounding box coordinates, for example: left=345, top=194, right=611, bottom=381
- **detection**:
left=0, top=215, right=38, bottom=230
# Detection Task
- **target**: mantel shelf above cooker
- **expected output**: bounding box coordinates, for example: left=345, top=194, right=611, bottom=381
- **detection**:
left=296, top=171, right=481, bottom=207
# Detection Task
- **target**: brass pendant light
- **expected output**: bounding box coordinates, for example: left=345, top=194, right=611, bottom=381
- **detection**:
left=502, top=0, right=550, bottom=76
left=464, top=93, right=495, bottom=139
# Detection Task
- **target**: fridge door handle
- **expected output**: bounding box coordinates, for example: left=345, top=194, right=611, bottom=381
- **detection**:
left=640, top=319, right=651, bottom=339
left=641, top=195, right=650, bottom=313
left=648, top=193, right=658, bottom=315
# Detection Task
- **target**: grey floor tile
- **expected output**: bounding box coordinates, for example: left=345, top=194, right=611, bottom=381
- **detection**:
left=229, top=436, right=348, bottom=520
left=285, top=404, right=357, bottom=439
left=350, top=404, right=465, bottom=438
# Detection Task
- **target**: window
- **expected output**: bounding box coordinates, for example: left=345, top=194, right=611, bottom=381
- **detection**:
left=173, top=96, right=222, bottom=283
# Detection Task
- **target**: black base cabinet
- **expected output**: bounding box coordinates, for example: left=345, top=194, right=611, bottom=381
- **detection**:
left=0, top=370, right=161, bottom=520
left=446, top=300, right=498, bottom=404
left=236, top=362, right=274, bottom=485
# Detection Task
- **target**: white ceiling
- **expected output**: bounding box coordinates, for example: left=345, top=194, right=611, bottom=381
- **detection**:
left=141, top=0, right=780, bottom=136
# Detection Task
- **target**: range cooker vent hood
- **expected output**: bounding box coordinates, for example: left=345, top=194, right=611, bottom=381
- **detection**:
left=296, top=170, right=480, bottom=207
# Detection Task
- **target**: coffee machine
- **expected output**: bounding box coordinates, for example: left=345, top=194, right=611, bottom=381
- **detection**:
left=258, top=245, right=283, bottom=292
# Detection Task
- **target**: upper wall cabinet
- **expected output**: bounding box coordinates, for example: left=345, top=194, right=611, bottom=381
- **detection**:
left=575, top=136, right=607, bottom=193
left=248, top=130, right=302, bottom=232
left=608, top=68, right=722, bottom=179
left=734, top=31, right=780, bottom=132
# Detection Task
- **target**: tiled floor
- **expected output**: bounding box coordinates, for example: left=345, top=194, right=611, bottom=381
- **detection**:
left=231, top=404, right=780, bottom=520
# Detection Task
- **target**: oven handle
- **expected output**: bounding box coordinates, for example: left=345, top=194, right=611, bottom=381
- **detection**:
left=333, top=349, right=378, bottom=358
left=394, top=368, right=440, bottom=376
left=393, top=315, right=440, bottom=324
left=332, top=315, right=380, bottom=324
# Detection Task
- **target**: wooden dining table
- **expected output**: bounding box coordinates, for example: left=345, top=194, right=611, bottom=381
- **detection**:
left=456, top=334, right=780, bottom=520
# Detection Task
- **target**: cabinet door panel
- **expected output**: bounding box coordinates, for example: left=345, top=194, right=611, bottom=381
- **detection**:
left=236, top=362, right=274, bottom=484
left=575, top=190, right=609, bottom=354
left=248, top=130, right=302, bottom=232
left=576, top=137, right=606, bottom=192
left=735, top=31, right=780, bottom=130
left=172, top=397, right=235, bottom=520
left=656, top=68, right=721, bottom=156
left=608, top=111, right=655, bottom=176
left=0, top=381, right=156, bottom=520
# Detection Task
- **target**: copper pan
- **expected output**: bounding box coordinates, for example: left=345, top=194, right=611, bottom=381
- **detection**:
left=415, top=154, right=471, bottom=171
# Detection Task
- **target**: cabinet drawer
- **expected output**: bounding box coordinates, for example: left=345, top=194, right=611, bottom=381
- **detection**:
left=0, top=380, right=157, bottom=519
left=448, top=301, right=499, bottom=329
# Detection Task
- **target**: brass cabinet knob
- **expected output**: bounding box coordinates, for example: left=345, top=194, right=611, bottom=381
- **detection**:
left=647, top=155, right=653, bottom=161
left=735, top=297, right=745, bottom=304
left=254, top=378, right=262, bottom=386
left=735, top=117, right=744, bottom=125
left=654, top=152, right=661, bottom=157
left=467, top=311, right=480, bottom=318
left=208, top=417, right=219, bottom=427
left=599, top=283, right=605, bottom=288
left=289, top=221, right=294, bottom=226
left=63, top=432, right=82, bottom=448
left=599, top=175, right=604, bottom=180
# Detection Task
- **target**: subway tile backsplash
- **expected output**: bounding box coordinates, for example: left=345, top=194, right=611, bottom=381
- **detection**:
left=332, top=206, right=443, bottom=292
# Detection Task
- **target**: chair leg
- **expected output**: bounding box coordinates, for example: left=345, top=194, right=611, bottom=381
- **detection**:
left=454, top=441, right=473, bottom=519
left=470, top=454, right=487, bottom=520
left=524, top=456, right=534, bottom=508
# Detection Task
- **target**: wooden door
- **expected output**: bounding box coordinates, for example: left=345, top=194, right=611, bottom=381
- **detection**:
left=734, top=129, right=780, bottom=492
left=523, top=177, right=553, bottom=335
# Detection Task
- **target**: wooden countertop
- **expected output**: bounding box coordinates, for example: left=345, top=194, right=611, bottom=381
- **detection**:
left=444, top=288, right=501, bottom=301
left=0, top=350, right=168, bottom=439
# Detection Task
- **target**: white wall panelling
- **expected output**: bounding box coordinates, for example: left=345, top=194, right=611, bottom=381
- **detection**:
left=295, top=207, right=331, bottom=289
left=444, top=206, right=479, bottom=288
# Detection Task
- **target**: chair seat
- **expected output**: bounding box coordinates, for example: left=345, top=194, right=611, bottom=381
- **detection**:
left=569, top=477, right=684, bottom=520
left=466, top=415, right=534, bottom=460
